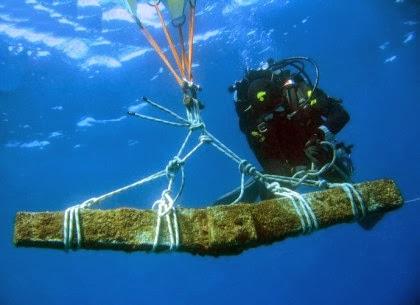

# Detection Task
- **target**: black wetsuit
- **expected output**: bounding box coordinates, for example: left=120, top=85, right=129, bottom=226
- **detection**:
left=234, top=69, right=350, bottom=177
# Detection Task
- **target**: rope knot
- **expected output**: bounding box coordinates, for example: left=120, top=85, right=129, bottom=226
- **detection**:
left=165, top=157, right=184, bottom=178
left=189, top=122, right=205, bottom=130
left=80, top=197, right=98, bottom=209
left=152, top=190, right=180, bottom=251
left=317, top=179, right=329, bottom=189
left=152, top=190, right=175, bottom=217
left=239, top=160, right=257, bottom=176
left=266, top=181, right=282, bottom=195
left=199, top=134, right=212, bottom=144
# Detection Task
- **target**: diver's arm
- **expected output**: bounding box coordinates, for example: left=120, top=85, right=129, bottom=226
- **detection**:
left=314, top=92, right=350, bottom=138
left=322, top=100, right=349, bottom=133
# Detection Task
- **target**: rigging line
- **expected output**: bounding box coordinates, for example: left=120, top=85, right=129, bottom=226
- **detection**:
left=80, top=170, right=167, bottom=209
left=142, top=97, right=189, bottom=124
left=187, top=5, right=195, bottom=81
left=153, top=4, right=185, bottom=78
left=128, top=111, right=190, bottom=127
left=132, top=15, right=183, bottom=86
left=181, top=138, right=206, bottom=163
left=177, top=25, right=188, bottom=77
left=204, top=131, right=243, bottom=163
left=176, top=129, right=193, bottom=158
left=405, top=197, right=420, bottom=204
left=263, top=174, right=321, bottom=188
left=231, top=172, right=246, bottom=204
left=141, top=27, right=183, bottom=86
left=173, top=166, right=185, bottom=203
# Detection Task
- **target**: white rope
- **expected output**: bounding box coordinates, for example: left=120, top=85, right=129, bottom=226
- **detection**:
left=207, top=138, right=243, bottom=165
left=231, top=160, right=264, bottom=204
left=176, top=129, right=193, bottom=157
left=267, top=182, right=319, bottom=234
left=142, top=97, right=190, bottom=124
left=62, top=170, right=166, bottom=249
left=181, top=136, right=207, bottom=162
left=130, top=112, right=190, bottom=127
left=205, top=131, right=243, bottom=164
left=165, top=155, right=187, bottom=203
left=329, top=183, right=366, bottom=219
left=152, top=191, right=180, bottom=251
left=131, top=96, right=340, bottom=196
left=263, top=173, right=325, bottom=188
left=84, top=170, right=167, bottom=209
left=406, top=197, right=420, bottom=204
left=186, top=101, right=202, bottom=127
left=63, top=204, right=83, bottom=250
left=203, top=134, right=337, bottom=191
left=165, top=157, right=184, bottom=178
left=61, top=95, right=358, bottom=251
left=231, top=172, right=246, bottom=204
left=61, top=97, right=243, bottom=251
left=291, top=141, right=337, bottom=187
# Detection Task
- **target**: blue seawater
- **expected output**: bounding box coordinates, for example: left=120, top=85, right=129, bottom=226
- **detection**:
left=1, top=1, right=419, bottom=305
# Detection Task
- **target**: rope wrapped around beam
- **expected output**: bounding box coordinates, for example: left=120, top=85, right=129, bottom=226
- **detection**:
left=14, top=179, right=403, bottom=256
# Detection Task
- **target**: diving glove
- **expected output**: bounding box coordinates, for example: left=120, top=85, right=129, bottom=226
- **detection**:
left=304, top=135, right=332, bottom=165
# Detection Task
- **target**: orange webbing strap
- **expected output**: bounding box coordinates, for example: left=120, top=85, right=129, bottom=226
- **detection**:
left=177, top=26, right=188, bottom=80
left=139, top=26, right=183, bottom=86
left=153, top=4, right=185, bottom=79
left=187, top=5, right=195, bottom=81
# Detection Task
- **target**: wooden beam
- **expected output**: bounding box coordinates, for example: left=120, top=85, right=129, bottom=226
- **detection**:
left=14, top=179, right=403, bottom=256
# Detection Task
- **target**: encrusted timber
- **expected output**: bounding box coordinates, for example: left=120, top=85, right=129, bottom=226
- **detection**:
left=14, top=179, right=403, bottom=256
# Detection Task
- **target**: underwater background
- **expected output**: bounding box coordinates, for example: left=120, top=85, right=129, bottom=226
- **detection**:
left=1, top=0, right=419, bottom=304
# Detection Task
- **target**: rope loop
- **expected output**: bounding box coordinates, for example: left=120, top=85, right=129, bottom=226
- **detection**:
left=63, top=204, right=85, bottom=250
left=290, top=140, right=338, bottom=187
left=266, top=182, right=319, bottom=234
left=330, top=183, right=366, bottom=219
left=152, top=190, right=175, bottom=216
left=152, top=190, right=180, bottom=251
left=266, top=181, right=282, bottom=194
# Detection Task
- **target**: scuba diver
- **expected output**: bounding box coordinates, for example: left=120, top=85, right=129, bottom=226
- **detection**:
left=216, top=57, right=354, bottom=204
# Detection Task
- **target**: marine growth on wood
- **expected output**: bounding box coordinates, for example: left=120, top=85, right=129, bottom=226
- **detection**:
left=14, top=179, right=403, bottom=256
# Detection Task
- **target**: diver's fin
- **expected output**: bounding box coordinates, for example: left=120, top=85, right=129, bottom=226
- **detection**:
left=213, top=178, right=260, bottom=205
